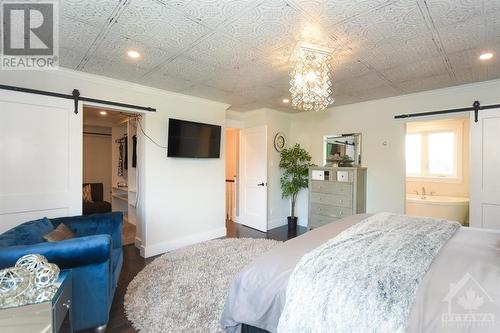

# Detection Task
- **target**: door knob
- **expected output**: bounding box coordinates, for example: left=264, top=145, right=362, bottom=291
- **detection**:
left=257, top=183, right=265, bottom=186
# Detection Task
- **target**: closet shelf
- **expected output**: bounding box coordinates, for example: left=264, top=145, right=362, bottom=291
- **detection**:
left=112, top=194, right=128, bottom=202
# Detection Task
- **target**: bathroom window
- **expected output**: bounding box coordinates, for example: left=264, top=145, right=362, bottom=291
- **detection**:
left=406, top=119, right=464, bottom=181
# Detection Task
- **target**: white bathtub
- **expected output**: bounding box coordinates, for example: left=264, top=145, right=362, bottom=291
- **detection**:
left=405, top=194, right=470, bottom=226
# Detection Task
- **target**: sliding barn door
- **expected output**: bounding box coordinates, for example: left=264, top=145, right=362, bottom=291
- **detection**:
left=239, top=125, right=267, bottom=232
left=0, top=90, right=82, bottom=232
left=470, top=108, right=500, bottom=230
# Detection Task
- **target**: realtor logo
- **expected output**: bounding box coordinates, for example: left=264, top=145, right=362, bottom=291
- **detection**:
left=442, top=272, right=495, bottom=330
left=1, top=0, right=59, bottom=69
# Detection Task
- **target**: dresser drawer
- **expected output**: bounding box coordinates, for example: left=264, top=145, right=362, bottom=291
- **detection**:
left=311, top=181, right=352, bottom=196
left=310, top=192, right=352, bottom=208
left=309, top=214, right=339, bottom=228
left=311, top=203, right=352, bottom=218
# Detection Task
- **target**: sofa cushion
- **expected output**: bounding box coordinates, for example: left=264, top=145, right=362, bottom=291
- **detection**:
left=0, top=217, right=54, bottom=247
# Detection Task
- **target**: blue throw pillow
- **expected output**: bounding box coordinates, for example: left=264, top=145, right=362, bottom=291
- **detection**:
left=0, top=217, right=54, bottom=247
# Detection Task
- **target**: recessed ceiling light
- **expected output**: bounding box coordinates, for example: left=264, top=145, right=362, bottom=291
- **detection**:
left=282, top=98, right=290, bottom=104
left=99, top=111, right=107, bottom=116
left=479, top=52, right=494, bottom=61
left=127, top=50, right=141, bottom=59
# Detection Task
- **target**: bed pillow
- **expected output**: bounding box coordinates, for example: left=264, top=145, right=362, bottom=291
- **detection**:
left=43, top=223, right=75, bottom=242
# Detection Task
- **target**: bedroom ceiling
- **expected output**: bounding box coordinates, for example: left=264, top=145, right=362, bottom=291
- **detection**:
left=60, top=0, right=500, bottom=112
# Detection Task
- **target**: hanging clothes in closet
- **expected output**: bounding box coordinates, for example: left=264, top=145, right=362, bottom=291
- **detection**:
left=116, top=136, right=128, bottom=176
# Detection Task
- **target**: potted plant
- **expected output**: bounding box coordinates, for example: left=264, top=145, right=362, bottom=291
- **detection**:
left=279, top=143, right=313, bottom=230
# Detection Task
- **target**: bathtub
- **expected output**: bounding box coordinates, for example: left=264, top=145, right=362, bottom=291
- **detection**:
left=405, top=194, right=470, bottom=226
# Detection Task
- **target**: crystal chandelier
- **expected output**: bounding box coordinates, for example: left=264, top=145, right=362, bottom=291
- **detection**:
left=289, top=43, right=334, bottom=112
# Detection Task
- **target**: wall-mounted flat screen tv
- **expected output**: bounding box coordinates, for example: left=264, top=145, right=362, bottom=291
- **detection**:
left=167, top=118, right=221, bottom=158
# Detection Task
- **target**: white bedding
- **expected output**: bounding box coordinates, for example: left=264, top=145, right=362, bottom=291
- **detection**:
left=221, top=214, right=500, bottom=333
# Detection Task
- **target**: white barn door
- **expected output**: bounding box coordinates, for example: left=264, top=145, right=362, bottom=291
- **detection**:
left=0, top=90, right=82, bottom=232
left=470, top=108, right=500, bottom=230
left=239, top=125, right=267, bottom=232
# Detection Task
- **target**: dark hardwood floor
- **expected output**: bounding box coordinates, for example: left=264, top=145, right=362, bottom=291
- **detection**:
left=84, top=221, right=307, bottom=333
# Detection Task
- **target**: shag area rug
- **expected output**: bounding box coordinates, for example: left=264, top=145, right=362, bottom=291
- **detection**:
left=124, top=238, right=281, bottom=333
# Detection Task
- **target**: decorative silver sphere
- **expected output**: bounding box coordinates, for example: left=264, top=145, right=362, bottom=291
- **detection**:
left=0, top=267, right=31, bottom=299
left=34, top=263, right=59, bottom=288
left=34, top=285, right=58, bottom=303
left=15, top=254, right=48, bottom=274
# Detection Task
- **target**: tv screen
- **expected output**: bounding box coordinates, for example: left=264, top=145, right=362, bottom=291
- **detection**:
left=167, top=118, right=221, bottom=158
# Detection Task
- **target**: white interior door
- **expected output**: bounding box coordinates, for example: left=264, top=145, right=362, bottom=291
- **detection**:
left=470, top=108, right=500, bottom=230
left=0, top=90, right=82, bottom=233
left=239, top=125, right=267, bottom=231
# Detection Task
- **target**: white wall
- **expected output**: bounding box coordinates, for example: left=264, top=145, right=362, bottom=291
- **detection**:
left=289, top=79, right=500, bottom=226
left=227, top=108, right=292, bottom=229
left=0, top=68, right=228, bottom=257
left=83, top=126, right=112, bottom=202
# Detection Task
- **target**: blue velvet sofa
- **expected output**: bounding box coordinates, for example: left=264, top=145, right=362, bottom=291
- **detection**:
left=0, top=212, right=123, bottom=332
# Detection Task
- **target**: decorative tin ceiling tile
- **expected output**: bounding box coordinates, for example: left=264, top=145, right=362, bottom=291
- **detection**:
left=396, top=74, right=453, bottom=93
left=82, top=56, right=150, bottom=82
left=59, top=19, right=101, bottom=53
left=292, top=0, right=394, bottom=26
left=92, top=31, right=171, bottom=70
left=168, top=0, right=258, bottom=29
left=111, top=0, right=211, bottom=52
left=61, top=0, right=121, bottom=27
left=382, top=56, right=448, bottom=83
left=226, top=0, right=310, bottom=52
left=183, top=32, right=262, bottom=69
left=59, top=47, right=85, bottom=69
left=58, top=0, right=500, bottom=111
left=140, top=71, right=197, bottom=92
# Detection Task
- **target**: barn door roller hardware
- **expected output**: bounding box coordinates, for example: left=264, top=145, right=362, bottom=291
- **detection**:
left=0, top=84, right=156, bottom=114
left=394, top=101, right=500, bottom=123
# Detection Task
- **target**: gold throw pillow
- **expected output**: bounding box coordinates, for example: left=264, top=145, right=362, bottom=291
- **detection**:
left=82, top=184, right=93, bottom=203
left=43, top=223, right=76, bottom=242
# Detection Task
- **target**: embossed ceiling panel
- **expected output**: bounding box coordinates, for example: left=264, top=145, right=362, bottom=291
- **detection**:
left=183, top=32, right=262, bottom=69
left=426, top=0, right=500, bottom=28
left=141, top=71, right=197, bottom=92
left=337, top=1, right=429, bottom=50
left=226, top=0, right=309, bottom=52
left=58, top=0, right=500, bottom=112
left=59, top=19, right=101, bottom=54
left=159, top=56, right=223, bottom=82
left=168, top=0, right=258, bottom=29
left=61, top=0, right=120, bottom=27
left=83, top=57, right=150, bottom=82
left=291, top=0, right=394, bottom=27
left=397, top=73, right=453, bottom=92
left=382, top=56, right=447, bottom=83
left=112, top=0, right=211, bottom=52
left=91, top=32, right=171, bottom=70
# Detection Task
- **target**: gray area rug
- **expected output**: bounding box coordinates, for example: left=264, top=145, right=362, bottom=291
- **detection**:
left=124, top=238, right=281, bottom=333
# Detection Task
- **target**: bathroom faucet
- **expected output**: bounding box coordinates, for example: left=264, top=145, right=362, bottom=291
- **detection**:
left=413, top=190, right=419, bottom=195
left=421, top=187, right=426, bottom=196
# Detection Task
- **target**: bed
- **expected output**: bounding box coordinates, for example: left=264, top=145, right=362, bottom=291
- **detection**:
left=221, top=214, right=500, bottom=333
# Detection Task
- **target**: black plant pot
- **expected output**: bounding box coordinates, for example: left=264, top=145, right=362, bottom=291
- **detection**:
left=287, top=216, right=298, bottom=231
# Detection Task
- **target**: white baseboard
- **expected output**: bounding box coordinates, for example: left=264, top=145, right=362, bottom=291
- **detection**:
left=134, top=236, right=142, bottom=248
left=143, top=227, right=227, bottom=258
left=268, top=217, right=287, bottom=229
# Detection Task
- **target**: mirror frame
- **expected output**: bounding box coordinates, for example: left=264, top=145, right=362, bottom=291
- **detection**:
left=323, top=133, right=362, bottom=167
